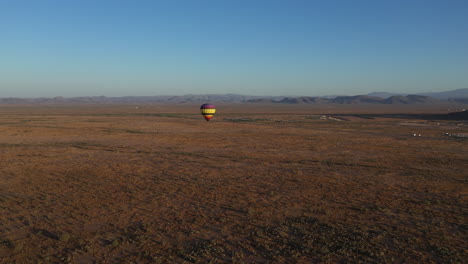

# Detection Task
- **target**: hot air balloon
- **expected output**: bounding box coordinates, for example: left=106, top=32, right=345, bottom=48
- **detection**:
left=200, top=104, right=216, bottom=121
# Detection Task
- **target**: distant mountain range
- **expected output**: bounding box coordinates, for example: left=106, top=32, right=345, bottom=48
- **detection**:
left=0, top=89, right=467, bottom=104
left=250, top=88, right=468, bottom=104
left=249, top=94, right=442, bottom=104
left=0, top=94, right=282, bottom=104
left=367, top=88, right=468, bottom=100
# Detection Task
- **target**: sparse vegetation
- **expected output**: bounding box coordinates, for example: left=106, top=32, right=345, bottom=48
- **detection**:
left=223, top=117, right=272, bottom=122
left=0, top=104, right=466, bottom=263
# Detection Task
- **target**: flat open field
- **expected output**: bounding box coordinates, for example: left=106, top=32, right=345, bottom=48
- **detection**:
left=0, top=104, right=466, bottom=263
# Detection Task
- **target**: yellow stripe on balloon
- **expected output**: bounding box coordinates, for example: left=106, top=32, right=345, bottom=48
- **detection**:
left=201, top=109, right=216, bottom=114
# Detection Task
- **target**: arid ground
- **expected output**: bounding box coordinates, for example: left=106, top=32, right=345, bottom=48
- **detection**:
left=0, top=104, right=466, bottom=263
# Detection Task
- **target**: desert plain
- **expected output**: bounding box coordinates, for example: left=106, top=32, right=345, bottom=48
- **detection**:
left=0, top=103, right=466, bottom=263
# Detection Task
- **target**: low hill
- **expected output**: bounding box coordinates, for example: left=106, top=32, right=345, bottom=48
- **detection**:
left=383, top=95, right=440, bottom=104
left=246, top=98, right=276, bottom=103
left=331, top=95, right=384, bottom=104
left=277, top=97, right=331, bottom=104
left=272, top=95, right=388, bottom=104
left=367, top=92, right=404, bottom=98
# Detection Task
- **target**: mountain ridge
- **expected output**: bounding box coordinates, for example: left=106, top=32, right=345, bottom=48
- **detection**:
left=367, top=88, right=468, bottom=99
left=248, top=95, right=444, bottom=104
left=0, top=88, right=467, bottom=104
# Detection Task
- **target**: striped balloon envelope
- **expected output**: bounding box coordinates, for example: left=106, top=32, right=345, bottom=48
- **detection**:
left=200, top=104, right=216, bottom=121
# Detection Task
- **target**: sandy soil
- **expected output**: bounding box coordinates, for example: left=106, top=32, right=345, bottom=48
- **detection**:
left=0, top=104, right=466, bottom=263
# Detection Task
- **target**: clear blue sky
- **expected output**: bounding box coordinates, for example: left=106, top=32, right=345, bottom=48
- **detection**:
left=1, top=0, right=467, bottom=97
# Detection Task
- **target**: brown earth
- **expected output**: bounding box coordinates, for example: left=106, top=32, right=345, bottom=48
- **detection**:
left=0, top=104, right=467, bottom=263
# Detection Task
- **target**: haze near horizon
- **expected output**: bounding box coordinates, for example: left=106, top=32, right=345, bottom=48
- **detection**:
left=1, top=0, right=467, bottom=98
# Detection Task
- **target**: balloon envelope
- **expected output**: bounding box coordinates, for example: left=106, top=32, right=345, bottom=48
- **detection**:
left=200, top=104, right=216, bottom=121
